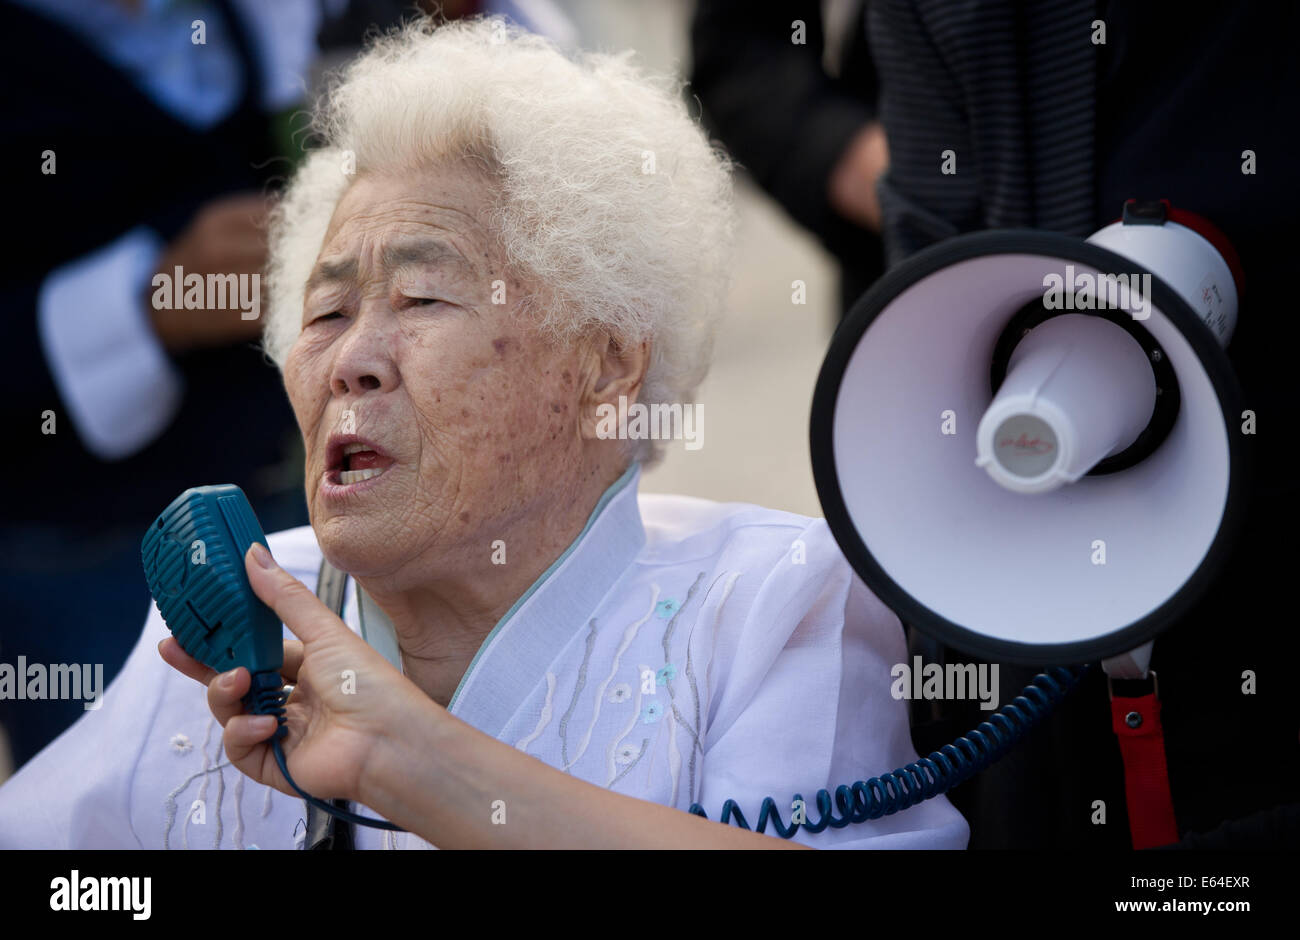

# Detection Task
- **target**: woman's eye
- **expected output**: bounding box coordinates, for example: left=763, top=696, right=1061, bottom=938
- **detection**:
left=409, top=297, right=441, bottom=307
left=311, top=311, right=344, bottom=324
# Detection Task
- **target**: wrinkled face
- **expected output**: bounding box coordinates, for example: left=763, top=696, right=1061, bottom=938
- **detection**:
left=284, top=162, right=592, bottom=584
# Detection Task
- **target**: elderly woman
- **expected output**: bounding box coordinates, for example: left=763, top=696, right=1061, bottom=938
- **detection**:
left=0, top=17, right=967, bottom=850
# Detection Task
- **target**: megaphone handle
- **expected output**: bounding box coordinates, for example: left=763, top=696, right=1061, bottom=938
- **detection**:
left=1104, top=644, right=1180, bottom=849
left=1102, top=641, right=1154, bottom=679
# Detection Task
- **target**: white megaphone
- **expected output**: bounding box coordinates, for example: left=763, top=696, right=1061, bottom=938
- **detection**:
left=812, top=200, right=1247, bottom=664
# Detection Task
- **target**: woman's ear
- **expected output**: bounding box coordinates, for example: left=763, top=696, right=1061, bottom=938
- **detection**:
left=579, top=334, right=650, bottom=441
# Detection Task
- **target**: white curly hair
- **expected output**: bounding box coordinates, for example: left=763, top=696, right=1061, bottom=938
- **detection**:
left=264, top=15, right=736, bottom=465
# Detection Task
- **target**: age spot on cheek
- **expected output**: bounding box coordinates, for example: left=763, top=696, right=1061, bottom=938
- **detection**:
left=492, top=337, right=510, bottom=356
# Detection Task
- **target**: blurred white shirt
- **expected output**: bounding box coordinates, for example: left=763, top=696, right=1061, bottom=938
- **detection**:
left=23, top=0, right=319, bottom=459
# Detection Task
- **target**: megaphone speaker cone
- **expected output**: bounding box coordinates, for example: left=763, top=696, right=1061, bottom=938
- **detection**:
left=975, top=312, right=1157, bottom=493
left=811, top=230, right=1248, bottom=665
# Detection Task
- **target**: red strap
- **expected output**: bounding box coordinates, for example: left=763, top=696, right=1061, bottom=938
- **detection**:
left=1111, top=692, right=1179, bottom=848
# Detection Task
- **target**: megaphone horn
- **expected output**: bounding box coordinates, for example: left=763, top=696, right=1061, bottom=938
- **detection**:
left=812, top=201, right=1248, bottom=664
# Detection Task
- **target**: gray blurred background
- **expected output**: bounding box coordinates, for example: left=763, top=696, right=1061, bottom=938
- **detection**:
left=556, top=0, right=839, bottom=518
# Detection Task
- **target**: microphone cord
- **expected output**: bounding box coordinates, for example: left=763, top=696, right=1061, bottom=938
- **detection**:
left=246, top=665, right=1088, bottom=838
left=687, top=665, right=1088, bottom=837
left=245, top=671, right=405, bottom=831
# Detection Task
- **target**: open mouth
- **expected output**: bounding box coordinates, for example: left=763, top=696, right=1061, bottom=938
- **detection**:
left=327, top=438, right=396, bottom=486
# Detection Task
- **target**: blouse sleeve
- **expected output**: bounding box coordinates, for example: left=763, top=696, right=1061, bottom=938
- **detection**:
left=0, top=604, right=171, bottom=848
left=696, top=518, right=970, bottom=849
left=0, top=527, right=324, bottom=849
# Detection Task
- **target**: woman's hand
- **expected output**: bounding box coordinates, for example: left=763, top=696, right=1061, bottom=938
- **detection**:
left=158, top=542, right=429, bottom=807
left=159, top=544, right=806, bottom=848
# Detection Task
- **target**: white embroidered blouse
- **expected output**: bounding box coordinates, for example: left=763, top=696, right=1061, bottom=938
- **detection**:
left=0, top=465, right=969, bottom=849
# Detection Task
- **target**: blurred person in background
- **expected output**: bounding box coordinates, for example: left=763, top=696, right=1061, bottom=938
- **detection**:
left=690, top=0, right=888, bottom=318
left=0, top=0, right=593, bottom=775
left=0, top=0, right=324, bottom=770
left=866, top=0, right=1299, bottom=848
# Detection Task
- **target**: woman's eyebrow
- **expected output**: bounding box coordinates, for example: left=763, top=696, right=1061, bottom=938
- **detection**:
left=306, top=239, right=474, bottom=294
left=381, top=238, right=475, bottom=277
left=305, top=258, right=356, bottom=294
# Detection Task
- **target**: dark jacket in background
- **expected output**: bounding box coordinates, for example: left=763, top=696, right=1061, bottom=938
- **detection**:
left=3, top=1, right=303, bottom=532
left=1, top=1, right=307, bottom=768
left=868, top=0, right=1299, bottom=848
left=690, top=0, right=885, bottom=315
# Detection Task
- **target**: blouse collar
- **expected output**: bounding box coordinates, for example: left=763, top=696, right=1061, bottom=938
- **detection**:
left=357, top=462, right=645, bottom=738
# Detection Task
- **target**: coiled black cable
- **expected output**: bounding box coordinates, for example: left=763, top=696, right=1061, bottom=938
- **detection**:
left=687, top=665, right=1088, bottom=837
left=246, top=665, right=1086, bottom=838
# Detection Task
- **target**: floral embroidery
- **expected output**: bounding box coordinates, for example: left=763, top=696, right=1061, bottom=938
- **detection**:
left=169, top=733, right=193, bottom=755
left=608, top=682, right=632, bottom=704
left=655, top=598, right=679, bottom=619
left=641, top=701, right=665, bottom=724
left=615, top=740, right=639, bottom=765
left=656, top=663, right=677, bottom=686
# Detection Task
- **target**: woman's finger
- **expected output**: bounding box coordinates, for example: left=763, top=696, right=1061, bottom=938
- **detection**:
left=281, top=640, right=304, bottom=684
left=207, top=666, right=251, bottom=727
left=221, top=716, right=290, bottom=795
left=245, top=543, right=346, bottom=645
left=158, top=637, right=218, bottom=686
left=223, top=714, right=280, bottom=755
left=161, top=625, right=303, bottom=727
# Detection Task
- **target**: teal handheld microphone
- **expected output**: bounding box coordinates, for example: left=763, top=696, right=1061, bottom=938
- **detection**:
left=142, top=484, right=403, bottom=833
left=141, top=484, right=286, bottom=716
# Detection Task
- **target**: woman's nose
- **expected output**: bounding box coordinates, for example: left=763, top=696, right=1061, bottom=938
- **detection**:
left=329, top=315, right=399, bottom=397
left=333, top=372, right=381, bottom=395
